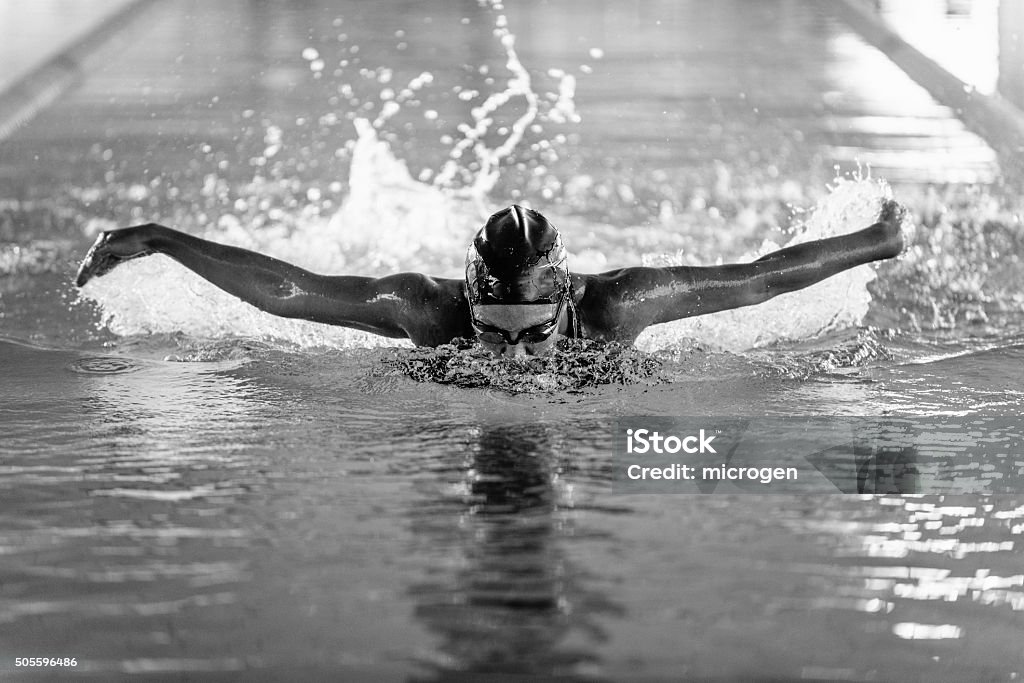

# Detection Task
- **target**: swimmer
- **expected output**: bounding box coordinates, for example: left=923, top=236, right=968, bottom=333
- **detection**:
left=75, top=201, right=906, bottom=356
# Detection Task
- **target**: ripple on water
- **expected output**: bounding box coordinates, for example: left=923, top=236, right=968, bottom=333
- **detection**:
left=69, top=356, right=144, bottom=375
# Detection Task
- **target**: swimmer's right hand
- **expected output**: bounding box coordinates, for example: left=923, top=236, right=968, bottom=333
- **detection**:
left=75, top=225, right=156, bottom=287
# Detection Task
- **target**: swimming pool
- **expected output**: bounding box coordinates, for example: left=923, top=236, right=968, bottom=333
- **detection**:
left=2, top=0, right=1023, bottom=679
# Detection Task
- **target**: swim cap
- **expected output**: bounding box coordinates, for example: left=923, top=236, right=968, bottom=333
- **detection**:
left=465, top=205, right=569, bottom=305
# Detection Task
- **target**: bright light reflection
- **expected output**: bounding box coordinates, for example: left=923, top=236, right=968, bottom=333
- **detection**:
left=892, top=622, right=963, bottom=639
left=878, top=0, right=1000, bottom=94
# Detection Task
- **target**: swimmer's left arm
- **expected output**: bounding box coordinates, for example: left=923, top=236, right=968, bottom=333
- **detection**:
left=591, top=199, right=906, bottom=335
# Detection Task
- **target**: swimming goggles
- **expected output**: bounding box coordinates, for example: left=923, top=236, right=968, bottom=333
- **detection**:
left=471, top=294, right=566, bottom=346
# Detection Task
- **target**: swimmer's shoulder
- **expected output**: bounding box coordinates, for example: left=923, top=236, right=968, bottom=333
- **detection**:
left=573, top=264, right=714, bottom=342
left=571, top=268, right=671, bottom=342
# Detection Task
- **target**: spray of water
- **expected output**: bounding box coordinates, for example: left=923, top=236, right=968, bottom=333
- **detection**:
left=432, top=2, right=578, bottom=200
left=77, top=5, right=894, bottom=355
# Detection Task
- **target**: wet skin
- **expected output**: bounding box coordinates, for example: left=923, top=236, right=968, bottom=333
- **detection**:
left=75, top=199, right=906, bottom=355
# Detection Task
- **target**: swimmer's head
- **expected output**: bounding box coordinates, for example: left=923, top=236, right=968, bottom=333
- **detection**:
left=465, top=205, right=571, bottom=356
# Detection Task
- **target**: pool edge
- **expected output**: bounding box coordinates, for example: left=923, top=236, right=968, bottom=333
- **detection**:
left=833, top=0, right=1024, bottom=183
left=0, top=0, right=162, bottom=142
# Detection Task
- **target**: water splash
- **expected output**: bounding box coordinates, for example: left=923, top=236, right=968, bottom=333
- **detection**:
left=378, top=337, right=662, bottom=394
left=79, top=132, right=897, bottom=352
left=78, top=119, right=478, bottom=346
left=76, top=1, right=582, bottom=346
left=869, top=184, right=1024, bottom=334
left=77, top=4, right=897, bottom=354
left=752, top=328, right=895, bottom=379
left=431, top=3, right=578, bottom=198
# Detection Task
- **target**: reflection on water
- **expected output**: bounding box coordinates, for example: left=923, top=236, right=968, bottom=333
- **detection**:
left=409, top=424, right=618, bottom=679
left=1, top=342, right=1023, bottom=679
left=0, top=343, right=269, bottom=675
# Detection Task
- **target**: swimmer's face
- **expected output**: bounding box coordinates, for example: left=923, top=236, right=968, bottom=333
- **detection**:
left=471, top=302, right=565, bottom=357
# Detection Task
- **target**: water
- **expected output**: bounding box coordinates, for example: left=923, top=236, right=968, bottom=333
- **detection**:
left=2, top=0, right=1024, bottom=679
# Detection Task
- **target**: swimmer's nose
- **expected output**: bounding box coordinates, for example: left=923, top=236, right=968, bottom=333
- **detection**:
left=502, top=344, right=528, bottom=358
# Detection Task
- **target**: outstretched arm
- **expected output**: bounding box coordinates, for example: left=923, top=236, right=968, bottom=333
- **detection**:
left=582, top=199, right=906, bottom=341
left=75, top=223, right=471, bottom=344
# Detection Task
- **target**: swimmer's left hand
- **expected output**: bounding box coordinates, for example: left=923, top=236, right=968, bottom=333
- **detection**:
left=876, top=198, right=908, bottom=257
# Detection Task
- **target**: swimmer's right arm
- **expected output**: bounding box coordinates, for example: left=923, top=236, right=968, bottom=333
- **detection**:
left=75, top=224, right=459, bottom=341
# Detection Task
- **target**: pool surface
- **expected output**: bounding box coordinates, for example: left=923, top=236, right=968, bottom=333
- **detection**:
left=2, top=1, right=1023, bottom=680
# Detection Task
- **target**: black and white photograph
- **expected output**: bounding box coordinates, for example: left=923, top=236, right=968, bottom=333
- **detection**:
left=1, top=0, right=1023, bottom=680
